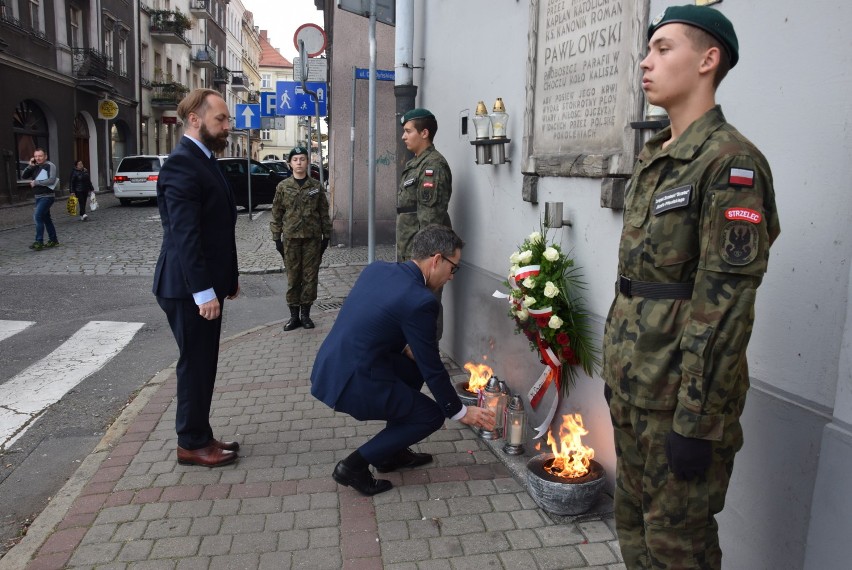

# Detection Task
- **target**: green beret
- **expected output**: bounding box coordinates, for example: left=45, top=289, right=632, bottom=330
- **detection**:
left=401, top=108, right=435, bottom=125
left=648, top=5, right=739, bottom=68
left=288, top=146, right=308, bottom=161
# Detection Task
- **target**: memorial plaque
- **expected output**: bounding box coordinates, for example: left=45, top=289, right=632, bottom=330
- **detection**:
left=523, top=0, right=649, bottom=177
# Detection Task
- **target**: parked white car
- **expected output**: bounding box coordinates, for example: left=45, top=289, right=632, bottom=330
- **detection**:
left=113, top=155, right=168, bottom=205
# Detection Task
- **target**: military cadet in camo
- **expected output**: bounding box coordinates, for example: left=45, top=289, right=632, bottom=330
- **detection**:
left=601, top=6, right=781, bottom=569
left=270, top=146, right=332, bottom=332
left=396, top=108, right=453, bottom=262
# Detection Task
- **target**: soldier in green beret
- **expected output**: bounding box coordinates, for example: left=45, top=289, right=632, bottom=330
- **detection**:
left=601, top=6, right=781, bottom=568
left=270, top=146, right=332, bottom=331
left=398, top=108, right=454, bottom=339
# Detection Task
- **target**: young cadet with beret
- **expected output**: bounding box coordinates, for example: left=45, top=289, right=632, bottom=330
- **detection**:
left=601, top=6, right=781, bottom=568
left=270, top=146, right=332, bottom=332
left=396, top=108, right=453, bottom=262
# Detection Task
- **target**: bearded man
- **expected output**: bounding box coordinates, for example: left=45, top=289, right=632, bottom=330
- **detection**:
left=152, top=88, right=242, bottom=467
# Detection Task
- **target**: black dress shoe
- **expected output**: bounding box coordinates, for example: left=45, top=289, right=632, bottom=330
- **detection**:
left=332, top=461, right=392, bottom=496
left=374, top=448, right=433, bottom=473
left=210, top=438, right=240, bottom=452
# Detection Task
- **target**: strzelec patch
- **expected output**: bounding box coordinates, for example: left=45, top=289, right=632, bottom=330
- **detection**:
left=721, top=221, right=759, bottom=266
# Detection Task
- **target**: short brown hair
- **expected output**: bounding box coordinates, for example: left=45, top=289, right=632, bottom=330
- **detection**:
left=410, top=115, right=438, bottom=142
left=683, top=26, right=731, bottom=88
left=177, top=88, right=224, bottom=122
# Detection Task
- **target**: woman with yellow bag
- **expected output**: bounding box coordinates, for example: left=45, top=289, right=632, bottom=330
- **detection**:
left=69, top=160, right=94, bottom=221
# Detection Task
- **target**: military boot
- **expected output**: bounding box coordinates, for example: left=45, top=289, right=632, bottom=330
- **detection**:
left=283, top=305, right=302, bottom=331
left=301, top=304, right=315, bottom=329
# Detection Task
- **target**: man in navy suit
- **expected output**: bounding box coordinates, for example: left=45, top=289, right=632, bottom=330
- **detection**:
left=153, top=89, right=241, bottom=468
left=311, top=225, right=496, bottom=495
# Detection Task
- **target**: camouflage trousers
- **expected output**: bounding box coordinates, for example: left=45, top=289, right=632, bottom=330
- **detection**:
left=609, top=391, right=746, bottom=569
left=283, top=237, right=322, bottom=305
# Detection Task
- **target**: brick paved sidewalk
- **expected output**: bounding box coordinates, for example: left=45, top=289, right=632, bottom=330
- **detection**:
left=3, top=293, right=622, bottom=570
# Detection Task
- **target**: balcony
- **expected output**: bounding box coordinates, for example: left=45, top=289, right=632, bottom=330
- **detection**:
left=189, top=0, right=210, bottom=19
left=149, top=10, right=191, bottom=46
left=71, top=48, right=115, bottom=93
left=191, top=45, right=217, bottom=70
left=212, top=65, right=230, bottom=86
left=151, top=81, right=189, bottom=107
left=230, top=72, right=249, bottom=92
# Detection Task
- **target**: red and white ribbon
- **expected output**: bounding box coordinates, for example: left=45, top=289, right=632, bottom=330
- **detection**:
left=527, top=306, right=553, bottom=318
left=514, top=264, right=541, bottom=283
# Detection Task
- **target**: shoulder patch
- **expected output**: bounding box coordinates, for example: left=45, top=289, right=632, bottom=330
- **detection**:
left=729, top=168, right=754, bottom=187
left=721, top=221, right=759, bottom=266
left=725, top=208, right=761, bottom=224
left=422, top=181, right=434, bottom=189
left=424, top=169, right=434, bottom=177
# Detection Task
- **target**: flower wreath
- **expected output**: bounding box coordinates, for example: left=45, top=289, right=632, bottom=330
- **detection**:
left=504, top=227, right=599, bottom=397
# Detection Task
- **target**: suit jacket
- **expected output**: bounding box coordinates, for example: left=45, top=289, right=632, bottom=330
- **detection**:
left=311, top=261, right=463, bottom=418
left=152, top=137, right=238, bottom=299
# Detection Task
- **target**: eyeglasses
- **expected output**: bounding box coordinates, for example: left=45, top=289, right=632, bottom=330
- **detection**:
left=441, top=255, right=460, bottom=275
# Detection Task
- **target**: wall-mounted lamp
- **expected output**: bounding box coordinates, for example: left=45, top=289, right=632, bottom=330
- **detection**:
left=544, top=202, right=572, bottom=228
left=470, top=98, right=511, bottom=165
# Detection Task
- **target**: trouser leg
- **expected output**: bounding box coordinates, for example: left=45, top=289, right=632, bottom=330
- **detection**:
left=284, top=238, right=304, bottom=305
left=300, top=237, right=323, bottom=305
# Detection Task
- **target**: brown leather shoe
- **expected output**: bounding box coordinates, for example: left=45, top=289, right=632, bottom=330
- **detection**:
left=210, top=438, right=240, bottom=452
left=177, top=444, right=237, bottom=467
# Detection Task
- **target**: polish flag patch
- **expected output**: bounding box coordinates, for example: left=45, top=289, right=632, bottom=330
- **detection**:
left=425, top=169, right=434, bottom=177
left=729, top=168, right=754, bottom=187
left=725, top=208, right=762, bottom=224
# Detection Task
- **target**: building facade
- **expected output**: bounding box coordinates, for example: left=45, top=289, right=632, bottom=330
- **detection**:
left=1, top=0, right=138, bottom=203
left=257, top=29, right=299, bottom=162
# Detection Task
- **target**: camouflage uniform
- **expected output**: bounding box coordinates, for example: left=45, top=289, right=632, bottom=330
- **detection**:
left=270, top=176, right=332, bottom=305
left=396, top=145, right=452, bottom=261
left=602, top=106, right=780, bottom=568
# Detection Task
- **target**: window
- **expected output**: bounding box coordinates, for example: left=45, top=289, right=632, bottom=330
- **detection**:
left=69, top=7, right=82, bottom=49
left=29, top=0, right=40, bottom=31
left=118, top=37, right=127, bottom=76
left=261, top=73, right=271, bottom=89
left=104, top=27, right=114, bottom=69
left=141, top=43, right=149, bottom=81
left=13, top=100, right=48, bottom=180
left=261, top=129, right=271, bottom=141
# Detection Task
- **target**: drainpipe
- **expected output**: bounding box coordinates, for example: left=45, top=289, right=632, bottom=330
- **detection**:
left=394, top=0, right=416, bottom=204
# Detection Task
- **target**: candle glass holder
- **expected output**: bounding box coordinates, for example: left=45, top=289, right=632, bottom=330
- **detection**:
left=502, top=394, right=526, bottom=455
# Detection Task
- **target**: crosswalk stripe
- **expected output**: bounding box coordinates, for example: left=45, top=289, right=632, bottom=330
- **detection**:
left=0, top=320, right=144, bottom=449
left=0, top=320, right=35, bottom=342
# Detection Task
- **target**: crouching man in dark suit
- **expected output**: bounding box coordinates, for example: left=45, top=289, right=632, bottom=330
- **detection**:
left=153, top=88, right=241, bottom=468
left=311, top=225, right=496, bottom=495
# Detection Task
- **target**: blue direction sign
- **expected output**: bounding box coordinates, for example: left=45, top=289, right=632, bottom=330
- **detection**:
left=275, top=81, right=327, bottom=116
left=260, top=92, right=277, bottom=117
left=355, top=68, right=395, bottom=81
left=235, top=104, right=261, bottom=129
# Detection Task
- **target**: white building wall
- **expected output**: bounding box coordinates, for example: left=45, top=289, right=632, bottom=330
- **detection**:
left=414, top=0, right=852, bottom=567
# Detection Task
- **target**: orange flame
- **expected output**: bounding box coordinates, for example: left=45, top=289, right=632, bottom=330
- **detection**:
left=464, top=362, right=493, bottom=393
left=544, top=413, right=594, bottom=479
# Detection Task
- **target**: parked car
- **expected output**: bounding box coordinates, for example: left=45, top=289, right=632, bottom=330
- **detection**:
left=218, top=158, right=290, bottom=209
left=310, top=163, right=330, bottom=183
left=261, top=160, right=292, bottom=178
left=113, top=155, right=168, bottom=205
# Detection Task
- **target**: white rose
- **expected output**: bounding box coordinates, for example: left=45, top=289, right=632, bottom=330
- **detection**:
left=523, top=277, right=536, bottom=289
left=522, top=296, right=536, bottom=308
left=515, top=308, right=529, bottom=321
left=543, top=281, right=559, bottom=298
left=548, top=315, right=564, bottom=329
left=519, top=250, right=534, bottom=263
left=509, top=251, right=521, bottom=264
left=529, top=231, right=543, bottom=243
left=510, top=264, right=520, bottom=274
left=543, top=247, right=560, bottom=262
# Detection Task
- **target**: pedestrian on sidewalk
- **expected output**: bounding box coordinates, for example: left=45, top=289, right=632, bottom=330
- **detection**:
left=20, top=148, right=60, bottom=250
left=153, top=88, right=241, bottom=468
left=601, top=6, right=781, bottom=568
left=69, top=160, right=94, bottom=221
left=311, top=225, right=496, bottom=496
left=270, top=145, right=331, bottom=332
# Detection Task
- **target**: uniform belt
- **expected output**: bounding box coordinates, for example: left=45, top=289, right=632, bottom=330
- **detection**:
left=396, top=206, right=417, bottom=214
left=618, top=275, right=693, bottom=300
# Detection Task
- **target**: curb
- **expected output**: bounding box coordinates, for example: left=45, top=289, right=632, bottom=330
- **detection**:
left=0, top=322, right=280, bottom=568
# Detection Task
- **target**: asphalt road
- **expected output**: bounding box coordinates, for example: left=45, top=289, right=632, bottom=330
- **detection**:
left=0, top=195, right=294, bottom=555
